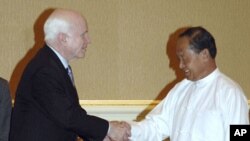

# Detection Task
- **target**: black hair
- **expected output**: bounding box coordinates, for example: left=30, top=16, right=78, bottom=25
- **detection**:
left=179, top=26, right=217, bottom=58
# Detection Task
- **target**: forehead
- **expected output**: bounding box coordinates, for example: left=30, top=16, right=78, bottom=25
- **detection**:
left=176, top=37, right=190, bottom=52
left=70, top=17, right=88, bottom=35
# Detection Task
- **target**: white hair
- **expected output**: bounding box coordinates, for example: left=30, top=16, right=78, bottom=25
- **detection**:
left=44, top=18, right=70, bottom=41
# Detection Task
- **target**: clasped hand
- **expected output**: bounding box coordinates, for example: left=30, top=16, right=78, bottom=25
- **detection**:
left=104, top=121, right=131, bottom=141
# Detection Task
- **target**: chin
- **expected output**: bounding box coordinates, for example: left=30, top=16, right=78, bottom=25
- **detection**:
left=186, top=76, right=194, bottom=81
left=76, top=52, right=85, bottom=58
left=80, top=54, right=86, bottom=58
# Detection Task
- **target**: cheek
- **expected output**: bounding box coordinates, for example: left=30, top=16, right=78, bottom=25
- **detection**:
left=189, top=61, right=203, bottom=75
left=72, top=40, right=83, bottom=51
left=185, top=54, right=198, bottom=69
left=182, top=57, right=191, bottom=68
left=77, top=38, right=85, bottom=47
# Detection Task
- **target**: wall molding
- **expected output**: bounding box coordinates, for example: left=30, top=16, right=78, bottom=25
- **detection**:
left=80, top=100, right=160, bottom=121
left=80, top=100, right=250, bottom=121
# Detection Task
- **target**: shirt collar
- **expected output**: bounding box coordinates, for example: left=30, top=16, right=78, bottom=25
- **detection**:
left=48, top=46, right=69, bottom=69
left=192, top=68, right=220, bottom=87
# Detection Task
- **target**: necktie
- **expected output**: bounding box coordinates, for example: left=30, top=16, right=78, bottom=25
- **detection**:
left=67, top=65, right=75, bottom=85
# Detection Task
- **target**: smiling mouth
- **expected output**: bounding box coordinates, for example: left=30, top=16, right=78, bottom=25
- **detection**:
left=183, top=70, right=190, bottom=76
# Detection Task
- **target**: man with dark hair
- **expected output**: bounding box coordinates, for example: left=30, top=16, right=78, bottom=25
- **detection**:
left=129, top=26, right=249, bottom=141
left=179, top=26, right=217, bottom=59
left=0, top=77, right=12, bottom=141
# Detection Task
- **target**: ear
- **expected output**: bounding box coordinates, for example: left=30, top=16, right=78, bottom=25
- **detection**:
left=200, top=49, right=210, bottom=61
left=57, top=32, right=68, bottom=45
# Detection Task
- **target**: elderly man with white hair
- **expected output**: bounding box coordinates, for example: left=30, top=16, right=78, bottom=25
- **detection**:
left=9, top=8, right=130, bottom=141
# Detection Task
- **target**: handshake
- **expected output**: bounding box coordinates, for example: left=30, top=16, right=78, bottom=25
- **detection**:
left=104, top=121, right=131, bottom=141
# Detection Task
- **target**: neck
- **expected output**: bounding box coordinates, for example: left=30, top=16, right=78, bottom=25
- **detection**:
left=46, top=41, right=70, bottom=62
left=200, top=60, right=217, bottom=79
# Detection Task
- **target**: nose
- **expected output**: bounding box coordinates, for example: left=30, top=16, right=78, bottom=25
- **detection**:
left=82, top=33, right=91, bottom=44
left=84, top=33, right=91, bottom=44
left=179, top=60, right=185, bottom=69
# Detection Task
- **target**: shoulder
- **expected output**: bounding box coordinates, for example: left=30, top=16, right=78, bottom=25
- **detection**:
left=216, top=71, right=243, bottom=91
left=25, top=46, right=64, bottom=75
left=215, top=71, right=247, bottom=103
left=170, top=79, right=191, bottom=93
left=0, top=77, right=7, bottom=84
left=0, top=77, right=8, bottom=88
left=0, top=77, right=10, bottom=100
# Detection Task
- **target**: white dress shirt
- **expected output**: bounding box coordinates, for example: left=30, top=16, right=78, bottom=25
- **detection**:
left=130, top=68, right=249, bottom=141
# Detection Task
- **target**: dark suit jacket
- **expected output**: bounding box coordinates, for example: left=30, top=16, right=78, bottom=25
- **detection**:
left=0, top=77, right=12, bottom=141
left=9, top=45, right=109, bottom=141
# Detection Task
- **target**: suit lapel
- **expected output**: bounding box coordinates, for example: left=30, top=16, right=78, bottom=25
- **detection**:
left=43, top=45, right=79, bottom=102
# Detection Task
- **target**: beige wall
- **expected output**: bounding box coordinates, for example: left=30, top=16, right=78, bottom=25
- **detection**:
left=1, top=0, right=250, bottom=100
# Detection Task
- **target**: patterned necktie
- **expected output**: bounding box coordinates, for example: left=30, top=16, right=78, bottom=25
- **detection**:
left=67, top=65, right=75, bottom=85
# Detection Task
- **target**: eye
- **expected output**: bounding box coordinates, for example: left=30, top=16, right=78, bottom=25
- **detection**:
left=177, top=53, right=184, bottom=60
left=82, top=30, right=88, bottom=36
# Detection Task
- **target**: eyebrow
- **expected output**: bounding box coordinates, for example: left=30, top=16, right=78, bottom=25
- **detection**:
left=81, top=30, right=88, bottom=36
